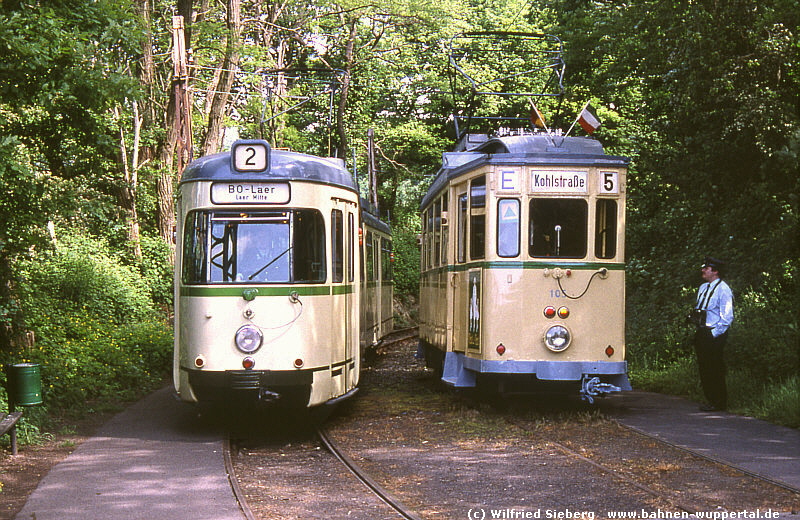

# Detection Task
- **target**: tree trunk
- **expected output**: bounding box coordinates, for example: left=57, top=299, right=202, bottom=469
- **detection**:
left=335, top=18, right=357, bottom=160
left=201, top=0, right=241, bottom=155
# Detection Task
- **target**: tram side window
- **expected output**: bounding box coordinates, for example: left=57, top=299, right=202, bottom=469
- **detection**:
left=182, top=212, right=208, bottom=283
left=433, top=199, right=441, bottom=266
left=381, top=238, right=393, bottom=281
left=332, top=209, right=344, bottom=283
left=497, top=199, right=520, bottom=257
left=366, top=231, right=375, bottom=281
left=470, top=176, right=486, bottom=260
left=348, top=213, right=355, bottom=282
left=595, top=199, right=617, bottom=259
left=292, top=210, right=327, bottom=282
left=421, top=208, right=429, bottom=270
left=440, top=192, right=449, bottom=264
left=528, top=199, right=587, bottom=258
left=457, top=193, right=467, bottom=263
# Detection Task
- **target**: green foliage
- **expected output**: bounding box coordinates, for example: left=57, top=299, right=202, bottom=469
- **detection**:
left=17, top=231, right=156, bottom=327
left=138, top=234, right=175, bottom=311
left=0, top=230, right=171, bottom=444
left=391, top=217, right=422, bottom=298
left=752, top=376, right=800, bottom=428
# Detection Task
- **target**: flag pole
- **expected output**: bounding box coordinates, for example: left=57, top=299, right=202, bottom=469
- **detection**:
left=527, top=98, right=556, bottom=146
left=565, top=100, right=590, bottom=138
left=527, top=98, right=551, bottom=134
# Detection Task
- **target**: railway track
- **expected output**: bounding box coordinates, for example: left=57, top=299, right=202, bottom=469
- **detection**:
left=317, top=427, right=425, bottom=520
left=226, top=332, right=798, bottom=519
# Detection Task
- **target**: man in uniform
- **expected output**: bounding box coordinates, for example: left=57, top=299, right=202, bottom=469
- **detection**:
left=691, top=257, right=734, bottom=411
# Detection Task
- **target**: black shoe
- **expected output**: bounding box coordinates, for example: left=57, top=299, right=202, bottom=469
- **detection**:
left=699, top=404, right=719, bottom=411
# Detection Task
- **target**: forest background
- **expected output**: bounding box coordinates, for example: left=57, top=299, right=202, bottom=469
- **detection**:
left=0, top=0, right=797, bottom=437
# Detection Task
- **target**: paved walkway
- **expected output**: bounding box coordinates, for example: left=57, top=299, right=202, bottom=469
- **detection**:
left=15, top=387, right=243, bottom=520
left=603, top=391, right=800, bottom=493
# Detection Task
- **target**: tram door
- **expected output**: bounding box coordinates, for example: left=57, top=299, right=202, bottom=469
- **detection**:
left=451, top=187, right=469, bottom=353
left=330, top=203, right=355, bottom=394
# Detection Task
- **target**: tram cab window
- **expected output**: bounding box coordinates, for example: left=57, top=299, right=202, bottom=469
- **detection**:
left=528, top=199, right=587, bottom=258
left=497, top=199, right=520, bottom=258
left=182, top=209, right=326, bottom=284
left=470, top=176, right=486, bottom=260
left=595, top=199, right=617, bottom=259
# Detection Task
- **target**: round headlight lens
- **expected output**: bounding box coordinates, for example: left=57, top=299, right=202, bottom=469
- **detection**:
left=235, top=325, right=263, bottom=353
left=544, top=325, right=571, bottom=352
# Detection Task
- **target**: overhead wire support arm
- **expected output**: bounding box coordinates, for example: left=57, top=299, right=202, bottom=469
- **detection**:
left=447, top=31, right=565, bottom=144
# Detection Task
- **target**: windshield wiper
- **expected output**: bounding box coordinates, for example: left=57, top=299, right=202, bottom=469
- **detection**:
left=249, top=246, right=292, bottom=280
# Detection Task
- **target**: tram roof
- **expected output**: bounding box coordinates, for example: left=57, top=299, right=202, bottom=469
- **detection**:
left=180, top=148, right=358, bottom=192
left=421, top=134, right=630, bottom=209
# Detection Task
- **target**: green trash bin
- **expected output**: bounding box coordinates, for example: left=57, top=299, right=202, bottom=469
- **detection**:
left=5, top=363, right=43, bottom=406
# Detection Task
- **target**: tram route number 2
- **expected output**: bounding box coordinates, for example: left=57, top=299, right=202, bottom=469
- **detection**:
left=232, top=140, right=270, bottom=172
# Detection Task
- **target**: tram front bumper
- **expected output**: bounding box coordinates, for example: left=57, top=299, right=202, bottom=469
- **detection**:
left=442, top=352, right=631, bottom=391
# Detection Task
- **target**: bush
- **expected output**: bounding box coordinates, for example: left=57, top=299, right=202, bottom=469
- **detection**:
left=0, top=229, right=173, bottom=444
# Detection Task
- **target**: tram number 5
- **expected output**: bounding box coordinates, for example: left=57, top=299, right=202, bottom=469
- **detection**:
left=599, top=171, right=619, bottom=194
left=232, top=140, right=270, bottom=172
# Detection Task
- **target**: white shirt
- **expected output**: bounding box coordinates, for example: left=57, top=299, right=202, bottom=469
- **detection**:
left=696, top=279, right=734, bottom=338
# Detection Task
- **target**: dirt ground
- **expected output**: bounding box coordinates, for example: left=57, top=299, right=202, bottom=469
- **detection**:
left=232, top=337, right=800, bottom=519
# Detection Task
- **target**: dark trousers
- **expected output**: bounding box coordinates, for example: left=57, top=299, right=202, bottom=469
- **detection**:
left=694, top=329, right=728, bottom=409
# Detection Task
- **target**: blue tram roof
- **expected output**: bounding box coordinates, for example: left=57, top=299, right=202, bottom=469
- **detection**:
left=180, top=148, right=358, bottom=193
left=421, top=134, right=630, bottom=209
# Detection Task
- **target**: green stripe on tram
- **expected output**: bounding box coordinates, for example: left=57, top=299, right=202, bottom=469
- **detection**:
left=180, top=285, right=349, bottom=297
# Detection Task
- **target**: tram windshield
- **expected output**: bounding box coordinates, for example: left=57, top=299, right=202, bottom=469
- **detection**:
left=182, top=210, right=326, bottom=284
left=528, top=199, right=587, bottom=258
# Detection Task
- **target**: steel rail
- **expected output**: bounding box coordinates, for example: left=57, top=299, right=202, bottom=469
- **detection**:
left=317, top=427, right=426, bottom=520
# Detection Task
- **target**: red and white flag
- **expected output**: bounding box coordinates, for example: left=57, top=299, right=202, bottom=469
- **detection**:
left=578, top=104, right=601, bottom=134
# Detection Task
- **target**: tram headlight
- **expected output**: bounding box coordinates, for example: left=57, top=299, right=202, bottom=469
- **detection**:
left=235, top=325, right=263, bottom=354
left=544, top=325, right=571, bottom=352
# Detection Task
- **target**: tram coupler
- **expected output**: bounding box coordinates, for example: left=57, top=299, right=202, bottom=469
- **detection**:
left=258, top=388, right=281, bottom=402
left=580, top=376, right=621, bottom=404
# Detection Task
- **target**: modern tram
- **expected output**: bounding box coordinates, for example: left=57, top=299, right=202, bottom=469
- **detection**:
left=418, top=133, right=631, bottom=402
left=173, top=139, right=393, bottom=407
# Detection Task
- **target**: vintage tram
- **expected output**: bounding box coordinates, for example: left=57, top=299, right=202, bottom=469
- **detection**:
left=418, top=134, right=631, bottom=402
left=173, top=139, right=392, bottom=407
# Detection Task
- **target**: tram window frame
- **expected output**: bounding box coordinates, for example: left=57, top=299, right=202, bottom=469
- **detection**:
left=528, top=198, right=588, bottom=259
left=595, top=199, right=617, bottom=259
left=182, top=209, right=327, bottom=284
left=469, top=176, right=486, bottom=260
left=497, top=198, right=520, bottom=258
left=332, top=209, right=344, bottom=283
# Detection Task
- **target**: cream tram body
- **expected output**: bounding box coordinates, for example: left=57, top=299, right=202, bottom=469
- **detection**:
left=419, top=135, right=630, bottom=401
left=174, top=140, right=392, bottom=407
